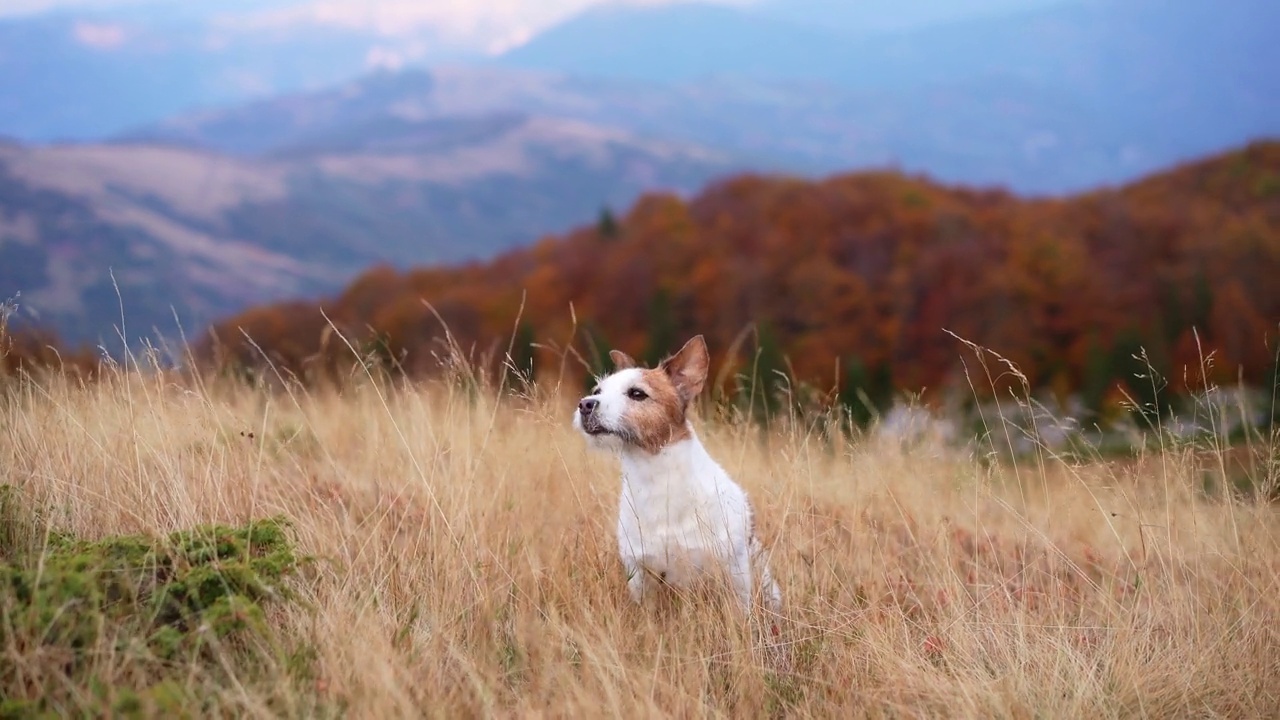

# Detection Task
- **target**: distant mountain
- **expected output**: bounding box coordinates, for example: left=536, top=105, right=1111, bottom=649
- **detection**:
left=757, top=0, right=1068, bottom=33
left=826, top=0, right=1279, bottom=140
left=6, top=0, right=1276, bottom=194
left=496, top=3, right=851, bottom=85
left=497, top=0, right=1279, bottom=181
left=121, top=60, right=1262, bottom=196
left=499, top=0, right=1276, bottom=95
left=0, top=116, right=733, bottom=347
left=0, top=0, right=1075, bottom=143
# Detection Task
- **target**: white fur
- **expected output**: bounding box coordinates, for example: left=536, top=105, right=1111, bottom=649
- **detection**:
left=575, top=368, right=647, bottom=452
left=574, top=368, right=783, bottom=614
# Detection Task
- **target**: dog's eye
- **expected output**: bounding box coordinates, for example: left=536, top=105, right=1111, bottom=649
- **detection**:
left=591, top=386, right=601, bottom=395
left=627, top=388, right=648, bottom=401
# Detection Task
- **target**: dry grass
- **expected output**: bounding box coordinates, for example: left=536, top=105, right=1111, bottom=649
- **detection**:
left=2, top=360, right=1278, bottom=719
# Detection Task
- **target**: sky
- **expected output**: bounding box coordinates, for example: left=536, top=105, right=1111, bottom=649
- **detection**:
left=0, top=0, right=1064, bottom=57
left=0, top=0, right=757, bottom=54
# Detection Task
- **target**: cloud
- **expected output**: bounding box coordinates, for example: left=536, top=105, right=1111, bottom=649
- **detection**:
left=230, top=0, right=760, bottom=53
left=365, top=45, right=409, bottom=71
left=219, top=0, right=601, bottom=49
left=0, top=0, right=147, bottom=19
left=71, top=20, right=127, bottom=49
left=8, top=0, right=761, bottom=55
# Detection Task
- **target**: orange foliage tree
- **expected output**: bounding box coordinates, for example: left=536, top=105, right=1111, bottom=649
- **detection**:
left=199, top=141, right=1280, bottom=420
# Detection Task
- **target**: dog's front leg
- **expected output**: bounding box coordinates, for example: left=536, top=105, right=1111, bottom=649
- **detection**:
left=727, top=547, right=756, bottom=612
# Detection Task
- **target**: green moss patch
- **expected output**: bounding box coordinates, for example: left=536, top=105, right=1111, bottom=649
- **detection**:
left=0, top=485, right=313, bottom=717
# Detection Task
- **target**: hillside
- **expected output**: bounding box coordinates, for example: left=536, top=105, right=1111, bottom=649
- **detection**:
left=119, top=65, right=1087, bottom=186
left=200, top=141, right=1280, bottom=414
left=0, top=115, right=733, bottom=347
left=5, top=337, right=1277, bottom=717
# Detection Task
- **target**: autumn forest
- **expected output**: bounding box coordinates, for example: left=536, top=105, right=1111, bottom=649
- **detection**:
left=6, top=141, right=1280, bottom=426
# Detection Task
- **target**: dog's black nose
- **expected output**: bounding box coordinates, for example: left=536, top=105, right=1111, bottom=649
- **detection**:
left=578, top=398, right=598, bottom=416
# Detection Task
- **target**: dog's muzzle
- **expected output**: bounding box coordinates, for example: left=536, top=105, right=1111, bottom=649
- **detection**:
left=577, top=398, right=610, bottom=436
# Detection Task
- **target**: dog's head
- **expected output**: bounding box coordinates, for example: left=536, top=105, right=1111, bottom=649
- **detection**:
left=573, top=335, right=710, bottom=454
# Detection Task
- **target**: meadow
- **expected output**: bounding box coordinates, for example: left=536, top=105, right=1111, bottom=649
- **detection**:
left=1, top=342, right=1278, bottom=719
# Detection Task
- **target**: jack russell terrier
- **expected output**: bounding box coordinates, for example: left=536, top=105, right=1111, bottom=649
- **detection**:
left=573, top=335, right=783, bottom=615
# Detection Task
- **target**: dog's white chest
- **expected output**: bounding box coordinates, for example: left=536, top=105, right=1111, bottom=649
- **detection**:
left=619, top=483, right=725, bottom=577
left=615, top=439, right=745, bottom=586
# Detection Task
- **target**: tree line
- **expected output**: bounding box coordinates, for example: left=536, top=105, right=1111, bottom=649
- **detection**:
left=7, top=141, right=1279, bottom=425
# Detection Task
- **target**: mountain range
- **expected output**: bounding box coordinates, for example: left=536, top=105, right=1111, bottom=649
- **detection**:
left=498, top=0, right=1279, bottom=171
left=0, top=87, right=733, bottom=346
left=0, top=0, right=1276, bottom=350
left=0, top=0, right=1072, bottom=143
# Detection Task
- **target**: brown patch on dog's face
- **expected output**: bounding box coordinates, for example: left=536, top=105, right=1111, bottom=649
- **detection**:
left=620, top=367, right=692, bottom=452
left=574, top=336, right=711, bottom=454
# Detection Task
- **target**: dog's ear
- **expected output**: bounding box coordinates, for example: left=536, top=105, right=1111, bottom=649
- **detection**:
left=609, top=350, right=637, bottom=370
left=660, top=335, right=709, bottom=404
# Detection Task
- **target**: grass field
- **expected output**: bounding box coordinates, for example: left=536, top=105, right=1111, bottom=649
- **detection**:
left=2, top=350, right=1278, bottom=719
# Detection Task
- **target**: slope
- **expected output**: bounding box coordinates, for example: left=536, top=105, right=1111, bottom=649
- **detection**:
left=0, top=116, right=735, bottom=348
left=201, top=141, right=1280, bottom=411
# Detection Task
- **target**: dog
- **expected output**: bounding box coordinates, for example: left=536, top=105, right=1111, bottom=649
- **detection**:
left=573, top=334, right=783, bottom=615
